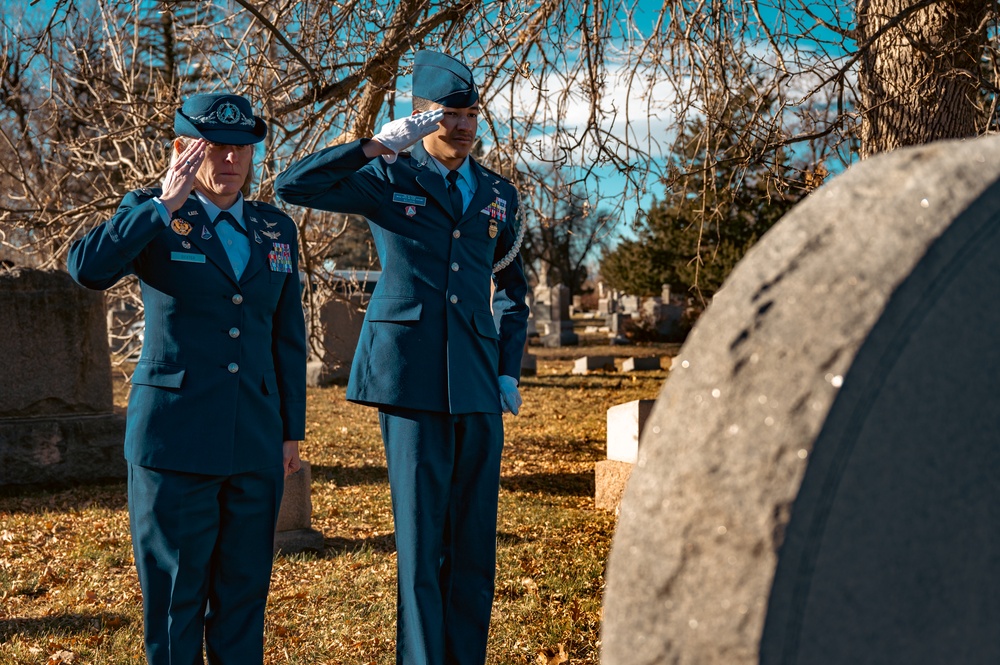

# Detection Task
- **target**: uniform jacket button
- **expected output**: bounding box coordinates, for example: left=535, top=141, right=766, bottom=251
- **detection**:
left=449, top=295, right=458, bottom=304
left=232, top=294, right=243, bottom=304
left=452, top=229, right=461, bottom=238
left=451, top=262, right=459, bottom=271
left=228, top=363, right=239, bottom=373
left=229, top=327, right=240, bottom=338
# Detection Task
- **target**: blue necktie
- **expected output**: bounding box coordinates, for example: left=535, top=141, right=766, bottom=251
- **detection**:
left=446, top=170, right=463, bottom=219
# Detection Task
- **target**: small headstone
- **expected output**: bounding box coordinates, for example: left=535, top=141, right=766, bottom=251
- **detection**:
left=606, top=312, right=631, bottom=334
left=595, top=399, right=656, bottom=512
left=520, top=338, right=537, bottom=376
left=621, top=357, right=661, bottom=372
left=572, top=356, right=615, bottom=374
left=540, top=284, right=579, bottom=347
left=619, top=294, right=640, bottom=314
left=275, top=460, right=325, bottom=554
left=606, top=399, right=655, bottom=463
left=310, top=294, right=366, bottom=386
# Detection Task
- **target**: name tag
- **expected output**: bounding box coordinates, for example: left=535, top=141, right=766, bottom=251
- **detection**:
left=392, top=193, right=427, bottom=206
left=170, top=252, right=206, bottom=263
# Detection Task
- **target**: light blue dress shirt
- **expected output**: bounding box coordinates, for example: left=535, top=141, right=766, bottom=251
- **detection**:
left=153, top=192, right=251, bottom=278
left=428, top=155, right=476, bottom=212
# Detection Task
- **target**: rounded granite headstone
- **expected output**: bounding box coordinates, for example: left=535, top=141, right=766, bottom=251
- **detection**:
left=601, top=136, right=1000, bottom=664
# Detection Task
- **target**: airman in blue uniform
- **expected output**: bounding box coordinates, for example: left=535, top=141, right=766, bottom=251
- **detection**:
left=68, top=93, right=307, bottom=665
left=275, top=51, right=529, bottom=665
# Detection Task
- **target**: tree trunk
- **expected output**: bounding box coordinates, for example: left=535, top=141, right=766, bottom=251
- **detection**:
left=856, top=0, right=991, bottom=158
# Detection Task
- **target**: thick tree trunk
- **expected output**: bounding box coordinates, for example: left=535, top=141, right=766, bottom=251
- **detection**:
left=856, top=0, right=990, bottom=158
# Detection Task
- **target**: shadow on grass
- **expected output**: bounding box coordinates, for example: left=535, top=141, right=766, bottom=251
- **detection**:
left=500, top=471, right=594, bottom=497
left=322, top=533, right=397, bottom=555
left=317, top=531, right=533, bottom=557
left=0, top=482, right=127, bottom=512
left=0, top=612, right=132, bottom=641
left=310, top=464, right=388, bottom=487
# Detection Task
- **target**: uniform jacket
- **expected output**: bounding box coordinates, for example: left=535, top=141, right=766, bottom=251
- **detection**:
left=67, top=189, right=307, bottom=476
left=275, top=140, right=529, bottom=414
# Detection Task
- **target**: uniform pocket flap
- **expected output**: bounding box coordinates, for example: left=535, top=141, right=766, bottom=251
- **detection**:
left=366, top=296, right=423, bottom=322
left=473, top=310, right=500, bottom=340
left=131, top=361, right=185, bottom=388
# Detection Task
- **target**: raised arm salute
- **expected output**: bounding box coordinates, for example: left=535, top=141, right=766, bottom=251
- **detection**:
left=275, top=51, right=529, bottom=665
left=68, top=93, right=306, bottom=665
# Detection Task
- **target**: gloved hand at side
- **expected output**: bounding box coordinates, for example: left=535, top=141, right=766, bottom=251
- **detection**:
left=498, top=375, right=522, bottom=416
left=371, top=109, right=444, bottom=163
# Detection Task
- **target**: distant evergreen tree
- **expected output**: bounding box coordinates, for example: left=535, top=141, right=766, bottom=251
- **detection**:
left=600, top=79, right=810, bottom=300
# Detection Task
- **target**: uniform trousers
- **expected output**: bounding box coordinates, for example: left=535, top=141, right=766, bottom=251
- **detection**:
left=378, top=407, right=504, bottom=665
left=127, top=462, right=284, bottom=665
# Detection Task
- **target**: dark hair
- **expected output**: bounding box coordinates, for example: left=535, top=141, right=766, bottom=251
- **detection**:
left=412, top=96, right=433, bottom=112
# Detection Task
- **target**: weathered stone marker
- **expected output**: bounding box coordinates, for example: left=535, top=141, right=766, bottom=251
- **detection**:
left=572, top=356, right=615, bottom=374
left=307, top=294, right=366, bottom=386
left=595, top=399, right=655, bottom=512
left=275, top=460, right=325, bottom=554
left=0, top=269, right=126, bottom=486
left=621, top=356, right=661, bottom=372
left=602, top=136, right=1000, bottom=664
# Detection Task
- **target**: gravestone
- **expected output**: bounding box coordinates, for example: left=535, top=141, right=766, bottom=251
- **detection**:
left=572, top=356, right=615, bottom=374
left=520, top=338, right=537, bottom=376
left=602, top=135, right=1000, bottom=665
left=619, top=294, right=640, bottom=315
left=0, top=269, right=126, bottom=486
left=641, top=296, right=685, bottom=338
left=275, top=460, right=325, bottom=554
left=621, top=356, right=661, bottom=372
left=595, top=399, right=655, bottom=512
left=308, top=294, right=366, bottom=386
left=537, top=284, right=579, bottom=347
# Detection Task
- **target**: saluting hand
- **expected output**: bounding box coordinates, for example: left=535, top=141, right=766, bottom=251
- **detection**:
left=159, top=139, right=207, bottom=213
left=370, top=109, right=445, bottom=163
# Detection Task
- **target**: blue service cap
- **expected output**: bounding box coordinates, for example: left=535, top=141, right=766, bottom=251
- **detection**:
left=174, top=93, right=267, bottom=145
left=412, top=50, right=479, bottom=108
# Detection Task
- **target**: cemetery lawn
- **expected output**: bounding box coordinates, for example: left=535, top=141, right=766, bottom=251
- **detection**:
left=0, top=342, right=676, bottom=665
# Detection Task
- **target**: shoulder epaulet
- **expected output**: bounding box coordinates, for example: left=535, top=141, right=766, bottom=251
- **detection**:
left=247, top=199, right=295, bottom=222
left=474, top=162, right=512, bottom=185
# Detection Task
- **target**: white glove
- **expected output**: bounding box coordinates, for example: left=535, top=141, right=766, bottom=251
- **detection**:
left=498, top=375, right=522, bottom=416
left=372, top=109, right=444, bottom=163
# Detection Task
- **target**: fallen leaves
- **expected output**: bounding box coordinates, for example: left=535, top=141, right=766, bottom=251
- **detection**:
left=0, top=349, right=670, bottom=664
left=537, top=642, right=569, bottom=665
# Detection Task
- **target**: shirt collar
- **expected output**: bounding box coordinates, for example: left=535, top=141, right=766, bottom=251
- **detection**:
left=194, top=191, right=245, bottom=228
left=427, top=155, right=474, bottom=189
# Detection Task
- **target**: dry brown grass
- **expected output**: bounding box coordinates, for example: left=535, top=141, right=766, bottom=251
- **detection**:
left=0, top=343, right=674, bottom=664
